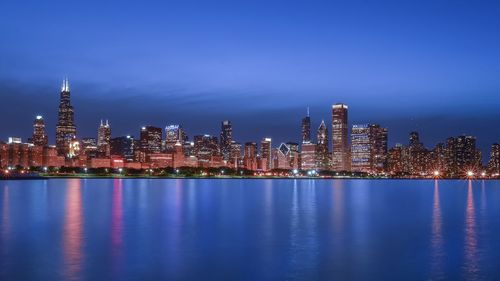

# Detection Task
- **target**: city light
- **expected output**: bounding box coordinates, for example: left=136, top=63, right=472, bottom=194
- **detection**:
left=0, top=79, right=498, bottom=179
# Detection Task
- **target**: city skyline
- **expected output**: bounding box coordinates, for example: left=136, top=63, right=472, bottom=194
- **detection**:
left=0, top=78, right=498, bottom=178
left=1, top=1, right=500, bottom=154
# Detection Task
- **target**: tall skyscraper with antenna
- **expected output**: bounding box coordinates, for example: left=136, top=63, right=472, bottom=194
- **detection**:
left=301, top=107, right=311, bottom=144
left=55, top=78, right=77, bottom=156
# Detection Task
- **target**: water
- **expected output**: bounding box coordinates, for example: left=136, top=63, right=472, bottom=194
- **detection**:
left=1, top=179, right=500, bottom=281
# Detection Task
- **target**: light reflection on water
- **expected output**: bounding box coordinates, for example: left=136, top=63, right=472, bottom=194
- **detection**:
left=430, top=180, right=444, bottom=280
left=0, top=179, right=500, bottom=280
left=63, top=179, right=84, bottom=281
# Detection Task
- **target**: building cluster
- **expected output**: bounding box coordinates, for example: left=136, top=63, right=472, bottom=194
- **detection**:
left=1, top=79, right=499, bottom=178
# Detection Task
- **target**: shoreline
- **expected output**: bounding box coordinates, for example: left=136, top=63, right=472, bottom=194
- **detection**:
left=0, top=175, right=496, bottom=180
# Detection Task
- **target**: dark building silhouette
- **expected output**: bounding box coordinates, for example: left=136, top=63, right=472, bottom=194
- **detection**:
left=110, top=135, right=135, bottom=162
left=301, top=108, right=311, bottom=144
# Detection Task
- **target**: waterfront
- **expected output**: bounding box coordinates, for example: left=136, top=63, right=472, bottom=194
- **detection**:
left=1, top=179, right=500, bottom=280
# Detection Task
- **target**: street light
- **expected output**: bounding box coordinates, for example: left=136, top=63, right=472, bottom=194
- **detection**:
left=433, top=170, right=440, bottom=177
left=467, top=171, right=474, bottom=178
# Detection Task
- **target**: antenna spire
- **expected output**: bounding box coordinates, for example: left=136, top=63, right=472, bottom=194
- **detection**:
left=307, top=106, right=310, bottom=117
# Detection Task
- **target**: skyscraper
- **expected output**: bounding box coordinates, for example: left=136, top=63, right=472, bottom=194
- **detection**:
left=140, top=126, right=162, bottom=154
left=350, top=124, right=388, bottom=173
left=260, top=138, right=272, bottom=171
left=445, top=135, right=482, bottom=177
left=244, top=142, right=258, bottom=170
left=316, top=120, right=330, bottom=170
left=165, top=125, right=186, bottom=152
left=332, top=103, right=349, bottom=171
left=55, top=78, right=77, bottom=156
left=97, top=120, right=111, bottom=157
left=370, top=124, right=388, bottom=173
left=488, top=143, right=500, bottom=175
left=301, top=108, right=311, bottom=144
left=220, top=120, right=232, bottom=161
left=32, top=115, right=48, bottom=146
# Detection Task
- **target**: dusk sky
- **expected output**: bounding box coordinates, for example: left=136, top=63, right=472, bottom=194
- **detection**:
left=1, top=0, right=500, bottom=154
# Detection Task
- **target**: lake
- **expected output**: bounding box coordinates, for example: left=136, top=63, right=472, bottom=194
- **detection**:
left=1, top=179, right=500, bottom=280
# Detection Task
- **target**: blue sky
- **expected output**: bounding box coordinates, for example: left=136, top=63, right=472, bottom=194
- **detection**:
left=0, top=0, right=499, bottom=154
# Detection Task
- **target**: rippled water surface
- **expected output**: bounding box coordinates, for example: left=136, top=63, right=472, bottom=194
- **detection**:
left=1, top=179, right=500, bottom=280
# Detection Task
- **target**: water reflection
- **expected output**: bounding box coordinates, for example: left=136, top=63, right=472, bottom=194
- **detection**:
left=463, top=180, right=478, bottom=280
left=63, top=179, right=84, bottom=281
left=1, top=186, right=10, bottom=252
left=430, top=180, right=444, bottom=280
left=110, top=179, right=123, bottom=276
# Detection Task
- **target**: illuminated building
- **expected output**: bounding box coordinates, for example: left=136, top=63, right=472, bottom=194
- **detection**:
left=110, top=135, right=135, bottom=162
left=332, top=103, right=349, bottom=171
left=408, top=131, right=428, bottom=175
left=173, top=141, right=185, bottom=168
left=230, top=141, right=242, bottom=168
left=316, top=120, right=330, bottom=170
left=193, top=134, right=219, bottom=167
left=350, top=124, right=388, bottom=173
left=244, top=142, right=258, bottom=170
left=97, top=119, right=111, bottom=157
left=428, top=143, right=446, bottom=174
left=140, top=126, right=162, bottom=155
left=371, top=124, right=388, bottom=173
left=42, top=146, right=65, bottom=167
left=55, top=78, right=77, bottom=156
left=387, top=144, right=405, bottom=175
left=32, top=115, right=48, bottom=146
left=260, top=138, right=272, bottom=171
left=287, top=142, right=300, bottom=170
left=165, top=125, right=186, bottom=152
left=351, top=124, right=371, bottom=172
left=445, top=136, right=482, bottom=177
left=220, top=120, right=233, bottom=161
left=487, top=143, right=500, bottom=175
left=301, top=108, right=311, bottom=143
left=301, top=142, right=317, bottom=170
left=275, top=144, right=290, bottom=169
left=148, top=153, right=173, bottom=168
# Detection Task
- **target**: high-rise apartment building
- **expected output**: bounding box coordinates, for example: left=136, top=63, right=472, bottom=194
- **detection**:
left=55, top=79, right=77, bottom=156
left=488, top=143, right=500, bottom=175
left=445, top=135, right=482, bottom=177
left=332, top=103, right=349, bottom=171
